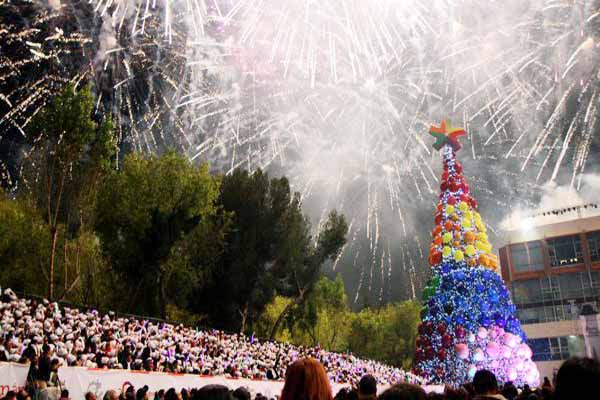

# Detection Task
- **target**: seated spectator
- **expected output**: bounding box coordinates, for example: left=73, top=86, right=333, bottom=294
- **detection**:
left=280, top=358, right=333, bottom=400
left=472, top=370, right=505, bottom=400
left=377, top=384, right=426, bottom=400
left=554, top=356, right=600, bottom=400
left=358, top=375, right=377, bottom=400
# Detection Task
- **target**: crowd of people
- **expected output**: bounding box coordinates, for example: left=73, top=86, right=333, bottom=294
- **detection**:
left=4, top=354, right=594, bottom=400
left=2, top=288, right=599, bottom=400
left=0, top=289, right=421, bottom=386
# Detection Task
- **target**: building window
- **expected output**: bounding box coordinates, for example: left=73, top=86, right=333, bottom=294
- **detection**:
left=529, top=336, right=585, bottom=362
left=512, top=279, right=543, bottom=304
left=557, top=273, right=586, bottom=300
left=588, top=231, right=600, bottom=262
left=511, top=241, right=545, bottom=273
left=547, top=235, right=583, bottom=267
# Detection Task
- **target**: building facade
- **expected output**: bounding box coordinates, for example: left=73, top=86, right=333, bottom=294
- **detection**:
left=498, top=208, right=600, bottom=382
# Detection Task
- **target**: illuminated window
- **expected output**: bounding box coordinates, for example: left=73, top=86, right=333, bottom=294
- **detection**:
left=547, top=235, right=583, bottom=267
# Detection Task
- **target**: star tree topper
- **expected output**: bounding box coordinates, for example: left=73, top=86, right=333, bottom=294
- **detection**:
left=429, top=119, right=466, bottom=152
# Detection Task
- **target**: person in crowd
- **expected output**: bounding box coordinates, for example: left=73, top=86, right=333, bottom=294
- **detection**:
left=358, top=375, right=377, bottom=400
left=442, top=386, right=469, bottom=400
left=377, top=384, right=426, bottom=400
left=37, top=344, right=53, bottom=389
left=85, top=393, right=97, bottom=400
left=2, top=392, right=17, bottom=400
left=500, top=382, right=517, bottom=400
left=472, top=370, right=506, bottom=400
left=232, top=387, right=251, bottom=400
left=280, top=358, right=333, bottom=400
left=553, top=356, right=600, bottom=400
left=103, top=390, right=119, bottom=400
left=59, top=390, right=69, bottom=400
left=136, top=386, right=149, bottom=400
left=194, top=385, right=231, bottom=400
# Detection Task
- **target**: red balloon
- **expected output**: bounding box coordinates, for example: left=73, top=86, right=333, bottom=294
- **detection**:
left=447, top=196, right=456, bottom=205
left=455, top=325, right=466, bottom=338
left=460, top=194, right=470, bottom=203
left=440, top=182, right=448, bottom=191
left=461, top=182, right=469, bottom=194
left=436, top=322, right=447, bottom=335
left=437, top=348, right=447, bottom=360
left=450, top=180, right=461, bottom=192
left=424, top=322, right=434, bottom=335
left=434, top=214, right=442, bottom=225
left=425, top=346, right=434, bottom=359
left=442, top=333, right=453, bottom=348
left=418, top=323, right=426, bottom=335
left=455, top=162, right=463, bottom=174
left=470, top=198, right=478, bottom=209
left=441, top=171, right=449, bottom=181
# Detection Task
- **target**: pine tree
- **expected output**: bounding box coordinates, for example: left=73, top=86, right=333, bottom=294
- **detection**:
left=413, top=120, right=539, bottom=386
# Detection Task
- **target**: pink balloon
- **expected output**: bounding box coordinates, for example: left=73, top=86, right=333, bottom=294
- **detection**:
left=508, top=368, right=518, bottom=381
left=473, top=348, right=485, bottom=362
left=517, top=344, right=533, bottom=359
left=468, top=333, right=476, bottom=343
left=501, top=346, right=512, bottom=358
left=503, top=333, right=518, bottom=348
left=477, top=327, right=488, bottom=339
left=455, top=343, right=470, bottom=360
left=486, top=342, right=500, bottom=358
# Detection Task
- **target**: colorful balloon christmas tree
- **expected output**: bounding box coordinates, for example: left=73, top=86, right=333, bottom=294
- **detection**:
left=413, top=120, right=539, bottom=387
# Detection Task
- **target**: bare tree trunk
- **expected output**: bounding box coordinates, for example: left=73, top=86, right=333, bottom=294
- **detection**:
left=239, top=302, right=249, bottom=334
left=48, top=227, right=58, bottom=300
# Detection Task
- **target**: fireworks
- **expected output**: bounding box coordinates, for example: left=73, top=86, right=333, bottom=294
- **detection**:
left=1, top=0, right=599, bottom=303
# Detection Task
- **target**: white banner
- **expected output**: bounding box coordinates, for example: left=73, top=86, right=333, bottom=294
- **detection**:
left=0, top=362, right=29, bottom=397
left=1, top=362, right=441, bottom=399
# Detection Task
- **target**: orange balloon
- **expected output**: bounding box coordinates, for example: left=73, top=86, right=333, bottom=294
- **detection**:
left=479, top=254, right=488, bottom=267
left=467, top=258, right=477, bottom=267
left=433, top=236, right=443, bottom=246
left=464, top=231, right=475, bottom=244
left=432, top=225, right=442, bottom=237
left=451, top=214, right=459, bottom=221
left=453, top=240, right=461, bottom=248
left=444, top=221, right=454, bottom=232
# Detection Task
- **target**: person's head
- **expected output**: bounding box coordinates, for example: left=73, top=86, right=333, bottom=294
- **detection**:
left=103, top=390, right=119, bottom=400
left=472, top=369, right=498, bottom=395
left=281, top=358, right=333, bottom=400
left=358, top=375, right=377, bottom=399
left=232, top=387, right=251, bottom=400
left=136, top=387, right=149, bottom=400
left=4, top=391, right=17, bottom=400
left=195, top=385, right=232, bottom=400
left=60, top=389, right=69, bottom=400
left=377, top=384, right=426, bottom=400
left=164, top=388, right=178, bottom=400
left=85, top=392, right=97, bottom=400
left=500, top=381, right=518, bottom=400
left=51, top=359, right=61, bottom=371
left=554, top=357, right=600, bottom=400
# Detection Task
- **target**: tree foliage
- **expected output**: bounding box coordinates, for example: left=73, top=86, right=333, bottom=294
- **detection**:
left=94, top=151, right=220, bottom=318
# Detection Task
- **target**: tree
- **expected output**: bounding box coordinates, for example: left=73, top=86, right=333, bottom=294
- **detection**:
left=191, top=169, right=348, bottom=333
left=413, top=120, right=538, bottom=385
left=95, top=151, right=219, bottom=318
left=346, top=301, right=420, bottom=368
left=268, top=210, right=348, bottom=340
left=23, top=83, right=115, bottom=300
left=289, top=275, right=350, bottom=350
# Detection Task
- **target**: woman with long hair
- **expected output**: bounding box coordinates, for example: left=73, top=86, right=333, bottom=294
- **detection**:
left=281, top=358, right=333, bottom=400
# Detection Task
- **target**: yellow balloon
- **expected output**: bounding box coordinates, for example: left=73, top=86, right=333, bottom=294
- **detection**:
left=475, top=241, right=485, bottom=250
left=474, top=212, right=482, bottom=221
left=458, top=201, right=468, bottom=212
left=465, top=210, right=473, bottom=220
left=477, top=232, right=488, bottom=242
left=446, top=205, right=455, bottom=215
left=443, top=246, right=452, bottom=257
left=461, top=219, right=472, bottom=228
left=442, top=232, right=453, bottom=243
left=465, top=245, right=475, bottom=257
left=454, top=250, right=464, bottom=262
